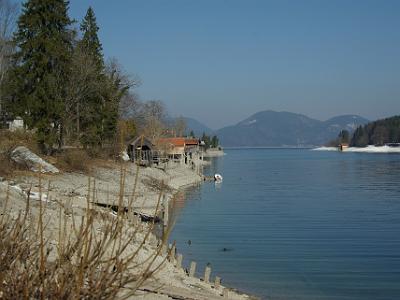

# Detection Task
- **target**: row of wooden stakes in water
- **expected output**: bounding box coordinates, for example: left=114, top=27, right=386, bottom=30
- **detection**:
left=135, top=220, right=235, bottom=297
left=165, top=243, right=236, bottom=298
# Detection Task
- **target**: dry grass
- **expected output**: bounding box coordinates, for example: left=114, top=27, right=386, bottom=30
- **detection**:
left=0, top=163, right=174, bottom=299
left=55, top=149, right=91, bottom=173
left=0, top=154, right=14, bottom=178
left=0, top=129, right=38, bottom=154
left=0, top=130, right=39, bottom=179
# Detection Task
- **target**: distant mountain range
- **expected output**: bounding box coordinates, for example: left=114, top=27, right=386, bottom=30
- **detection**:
left=184, top=117, right=214, bottom=136
left=183, top=111, right=369, bottom=147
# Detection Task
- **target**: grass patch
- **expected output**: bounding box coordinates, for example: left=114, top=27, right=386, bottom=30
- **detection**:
left=55, top=149, right=91, bottom=173
left=0, top=130, right=39, bottom=179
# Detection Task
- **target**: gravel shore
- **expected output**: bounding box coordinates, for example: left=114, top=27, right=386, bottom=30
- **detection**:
left=0, top=160, right=255, bottom=300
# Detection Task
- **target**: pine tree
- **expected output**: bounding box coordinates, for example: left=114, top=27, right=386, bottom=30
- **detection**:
left=338, top=130, right=349, bottom=144
left=350, top=126, right=369, bottom=147
left=5, top=0, right=72, bottom=154
left=211, top=135, right=219, bottom=148
left=77, top=6, right=105, bottom=148
left=201, top=132, right=211, bottom=149
left=79, top=6, right=103, bottom=70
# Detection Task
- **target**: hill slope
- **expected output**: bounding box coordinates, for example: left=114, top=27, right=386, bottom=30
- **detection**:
left=184, top=117, right=214, bottom=136
left=217, top=111, right=369, bottom=147
left=351, top=115, right=400, bottom=147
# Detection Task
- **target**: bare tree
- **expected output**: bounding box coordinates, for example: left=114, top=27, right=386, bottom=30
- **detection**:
left=0, top=0, right=18, bottom=118
left=141, top=100, right=166, bottom=141
left=64, top=45, right=102, bottom=141
left=143, top=116, right=165, bottom=141
left=119, top=91, right=141, bottom=120
left=105, top=57, right=140, bottom=92
left=142, top=100, right=165, bottom=121
left=173, top=115, right=187, bottom=137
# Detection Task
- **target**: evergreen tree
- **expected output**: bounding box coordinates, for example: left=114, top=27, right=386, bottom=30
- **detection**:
left=338, top=130, right=349, bottom=144
left=350, top=126, right=369, bottom=147
left=201, top=132, right=211, bottom=149
left=211, top=135, right=219, bottom=148
left=101, top=61, right=130, bottom=144
left=5, top=0, right=72, bottom=154
left=79, top=6, right=103, bottom=70
left=350, top=115, right=400, bottom=146
left=77, top=6, right=105, bottom=148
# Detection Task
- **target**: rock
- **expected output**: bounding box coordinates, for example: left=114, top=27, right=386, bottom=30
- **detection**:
left=28, top=190, right=49, bottom=202
left=10, top=146, right=60, bottom=174
left=120, top=151, right=130, bottom=161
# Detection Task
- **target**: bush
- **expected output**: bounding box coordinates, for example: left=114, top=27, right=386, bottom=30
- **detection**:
left=56, top=149, right=90, bottom=173
left=0, top=153, right=14, bottom=178
left=0, top=129, right=38, bottom=155
left=0, top=168, right=172, bottom=299
left=0, top=130, right=38, bottom=178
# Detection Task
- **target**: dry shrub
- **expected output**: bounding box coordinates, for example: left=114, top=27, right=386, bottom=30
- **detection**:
left=0, top=167, right=173, bottom=299
left=0, top=129, right=38, bottom=154
left=0, top=153, right=14, bottom=178
left=0, top=130, right=37, bottom=178
left=56, top=149, right=90, bottom=173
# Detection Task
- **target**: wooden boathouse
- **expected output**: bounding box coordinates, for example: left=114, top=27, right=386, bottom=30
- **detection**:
left=127, top=135, right=203, bottom=167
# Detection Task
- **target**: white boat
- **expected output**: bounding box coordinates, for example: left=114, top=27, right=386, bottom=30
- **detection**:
left=214, top=173, right=223, bottom=183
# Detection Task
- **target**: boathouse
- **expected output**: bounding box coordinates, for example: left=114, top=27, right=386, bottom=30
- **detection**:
left=157, top=137, right=200, bottom=164
left=338, top=143, right=349, bottom=151
left=128, top=135, right=157, bottom=166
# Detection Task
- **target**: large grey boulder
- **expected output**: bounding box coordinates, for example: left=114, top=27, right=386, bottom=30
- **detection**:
left=10, top=146, right=60, bottom=174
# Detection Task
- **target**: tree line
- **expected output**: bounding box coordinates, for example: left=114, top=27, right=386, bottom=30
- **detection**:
left=328, top=115, right=400, bottom=147
left=0, top=0, right=220, bottom=155
left=199, top=133, right=219, bottom=150
left=350, top=115, right=400, bottom=147
left=0, top=0, right=133, bottom=154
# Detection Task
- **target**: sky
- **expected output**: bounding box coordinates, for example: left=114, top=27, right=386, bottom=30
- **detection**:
left=66, top=1, right=399, bottom=128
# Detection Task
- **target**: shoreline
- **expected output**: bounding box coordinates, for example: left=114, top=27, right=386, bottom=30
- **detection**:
left=203, top=150, right=226, bottom=158
left=0, top=158, right=256, bottom=300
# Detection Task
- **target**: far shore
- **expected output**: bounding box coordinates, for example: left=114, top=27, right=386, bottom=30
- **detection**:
left=203, top=148, right=226, bottom=157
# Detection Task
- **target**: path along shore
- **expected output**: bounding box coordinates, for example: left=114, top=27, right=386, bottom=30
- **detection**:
left=0, top=159, right=256, bottom=300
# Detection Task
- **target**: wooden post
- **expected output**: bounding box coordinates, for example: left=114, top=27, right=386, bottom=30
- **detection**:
left=169, top=244, right=176, bottom=263
left=176, top=254, right=183, bottom=269
left=223, top=289, right=229, bottom=298
left=136, top=215, right=141, bottom=225
left=64, top=198, right=72, bottom=215
left=189, top=261, right=196, bottom=277
left=204, top=266, right=211, bottom=283
left=149, top=234, right=157, bottom=246
left=161, top=244, right=168, bottom=256
left=163, top=195, right=169, bottom=228
left=133, top=214, right=140, bottom=226
left=215, top=276, right=221, bottom=289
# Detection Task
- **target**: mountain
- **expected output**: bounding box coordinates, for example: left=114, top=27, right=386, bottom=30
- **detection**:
left=166, top=116, right=214, bottom=137
left=184, top=117, right=214, bottom=136
left=323, top=115, right=370, bottom=135
left=216, top=110, right=369, bottom=147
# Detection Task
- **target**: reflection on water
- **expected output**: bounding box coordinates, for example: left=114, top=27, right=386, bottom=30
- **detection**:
left=170, top=149, right=400, bottom=300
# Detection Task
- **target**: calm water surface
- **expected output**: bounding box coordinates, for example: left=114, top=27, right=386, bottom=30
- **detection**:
left=169, top=149, right=400, bottom=300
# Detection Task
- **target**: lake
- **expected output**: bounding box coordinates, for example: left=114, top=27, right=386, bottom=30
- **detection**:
left=169, top=149, right=400, bottom=300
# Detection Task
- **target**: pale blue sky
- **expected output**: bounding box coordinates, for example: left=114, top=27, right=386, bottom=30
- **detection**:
left=62, top=1, right=400, bottom=128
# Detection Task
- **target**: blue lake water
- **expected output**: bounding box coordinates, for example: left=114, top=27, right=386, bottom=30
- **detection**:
left=169, top=149, right=400, bottom=300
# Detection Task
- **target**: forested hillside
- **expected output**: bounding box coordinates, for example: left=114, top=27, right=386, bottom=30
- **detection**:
left=350, top=116, right=400, bottom=147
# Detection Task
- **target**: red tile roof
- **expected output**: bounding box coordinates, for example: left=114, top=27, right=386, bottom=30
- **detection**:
left=157, top=138, right=199, bottom=147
